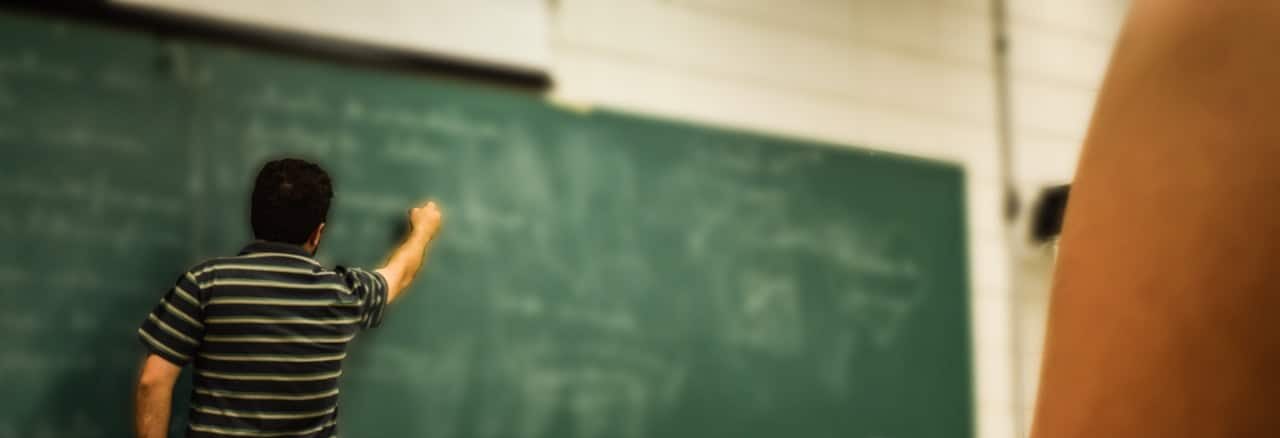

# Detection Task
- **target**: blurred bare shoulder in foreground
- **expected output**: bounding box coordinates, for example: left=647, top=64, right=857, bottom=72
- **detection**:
left=1032, top=1, right=1280, bottom=437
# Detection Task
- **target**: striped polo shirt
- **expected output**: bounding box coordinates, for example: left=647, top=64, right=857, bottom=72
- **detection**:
left=137, top=241, right=389, bottom=438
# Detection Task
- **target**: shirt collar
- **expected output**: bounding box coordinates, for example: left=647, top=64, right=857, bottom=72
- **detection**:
left=239, top=240, right=316, bottom=258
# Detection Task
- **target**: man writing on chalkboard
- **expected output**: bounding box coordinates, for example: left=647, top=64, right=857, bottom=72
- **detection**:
left=131, top=158, right=443, bottom=438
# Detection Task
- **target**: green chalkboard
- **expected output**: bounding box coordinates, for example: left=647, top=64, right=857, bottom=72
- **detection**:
left=0, top=10, right=973, bottom=438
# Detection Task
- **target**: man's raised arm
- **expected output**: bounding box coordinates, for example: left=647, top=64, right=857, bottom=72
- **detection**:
left=377, top=200, right=443, bottom=302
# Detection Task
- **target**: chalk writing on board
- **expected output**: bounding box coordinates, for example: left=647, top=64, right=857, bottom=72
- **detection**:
left=494, top=126, right=557, bottom=207
left=492, top=291, right=545, bottom=317
left=0, top=349, right=115, bottom=384
left=162, top=42, right=213, bottom=86
left=471, top=336, right=686, bottom=438
left=47, top=269, right=106, bottom=292
left=690, top=141, right=826, bottom=176
left=817, top=330, right=857, bottom=396
left=0, top=51, right=78, bottom=82
left=721, top=270, right=805, bottom=356
left=5, top=206, right=183, bottom=251
left=99, top=66, right=146, bottom=95
left=380, top=135, right=444, bottom=166
left=837, top=232, right=927, bottom=348
left=0, top=177, right=183, bottom=217
left=677, top=192, right=927, bottom=374
left=800, top=223, right=927, bottom=348
left=738, top=189, right=788, bottom=212
left=332, top=132, right=363, bottom=157
left=38, top=126, right=146, bottom=156
left=244, top=84, right=331, bottom=117
left=341, top=98, right=365, bottom=119
left=416, top=107, right=502, bottom=140
left=242, top=118, right=338, bottom=158
left=338, top=190, right=409, bottom=215
left=767, top=149, right=825, bottom=174
left=341, top=101, right=501, bottom=141
left=680, top=206, right=733, bottom=259
left=714, top=145, right=765, bottom=173
left=555, top=305, right=638, bottom=334
left=458, top=195, right=524, bottom=233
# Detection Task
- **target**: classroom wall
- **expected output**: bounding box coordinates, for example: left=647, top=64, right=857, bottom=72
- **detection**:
left=1005, top=0, right=1128, bottom=434
left=1008, top=0, right=1127, bottom=186
left=546, top=0, right=1016, bottom=436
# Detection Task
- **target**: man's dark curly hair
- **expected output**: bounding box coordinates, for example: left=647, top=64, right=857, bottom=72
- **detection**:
left=251, top=158, right=333, bottom=245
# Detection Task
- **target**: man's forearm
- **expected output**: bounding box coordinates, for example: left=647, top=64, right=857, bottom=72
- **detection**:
left=134, top=381, right=172, bottom=438
left=383, top=228, right=433, bottom=300
left=380, top=200, right=442, bottom=301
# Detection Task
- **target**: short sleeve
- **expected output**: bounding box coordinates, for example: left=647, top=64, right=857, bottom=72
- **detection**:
left=337, top=267, right=389, bottom=330
left=137, top=270, right=206, bottom=366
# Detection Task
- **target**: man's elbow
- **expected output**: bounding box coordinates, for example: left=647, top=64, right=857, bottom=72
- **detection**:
left=136, top=355, right=181, bottom=393
left=137, top=371, right=174, bottom=396
left=137, top=372, right=168, bottom=392
left=397, top=277, right=415, bottom=293
left=377, top=267, right=413, bottom=298
left=387, top=281, right=412, bottom=302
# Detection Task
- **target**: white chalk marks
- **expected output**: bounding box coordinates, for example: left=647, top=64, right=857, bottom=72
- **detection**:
left=38, top=125, right=146, bottom=156
left=244, top=84, right=330, bottom=117
left=0, top=51, right=78, bottom=83
left=0, top=176, right=183, bottom=217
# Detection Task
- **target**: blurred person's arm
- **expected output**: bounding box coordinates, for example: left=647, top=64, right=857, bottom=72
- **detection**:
left=1032, top=1, right=1280, bottom=437
left=134, top=354, right=181, bottom=438
left=377, top=201, right=443, bottom=303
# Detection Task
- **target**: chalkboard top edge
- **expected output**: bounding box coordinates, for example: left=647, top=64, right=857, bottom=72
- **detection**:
left=574, top=107, right=968, bottom=174
left=0, top=1, right=552, bottom=93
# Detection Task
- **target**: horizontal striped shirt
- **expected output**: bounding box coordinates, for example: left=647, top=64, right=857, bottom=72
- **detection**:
left=138, top=241, right=388, bottom=438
